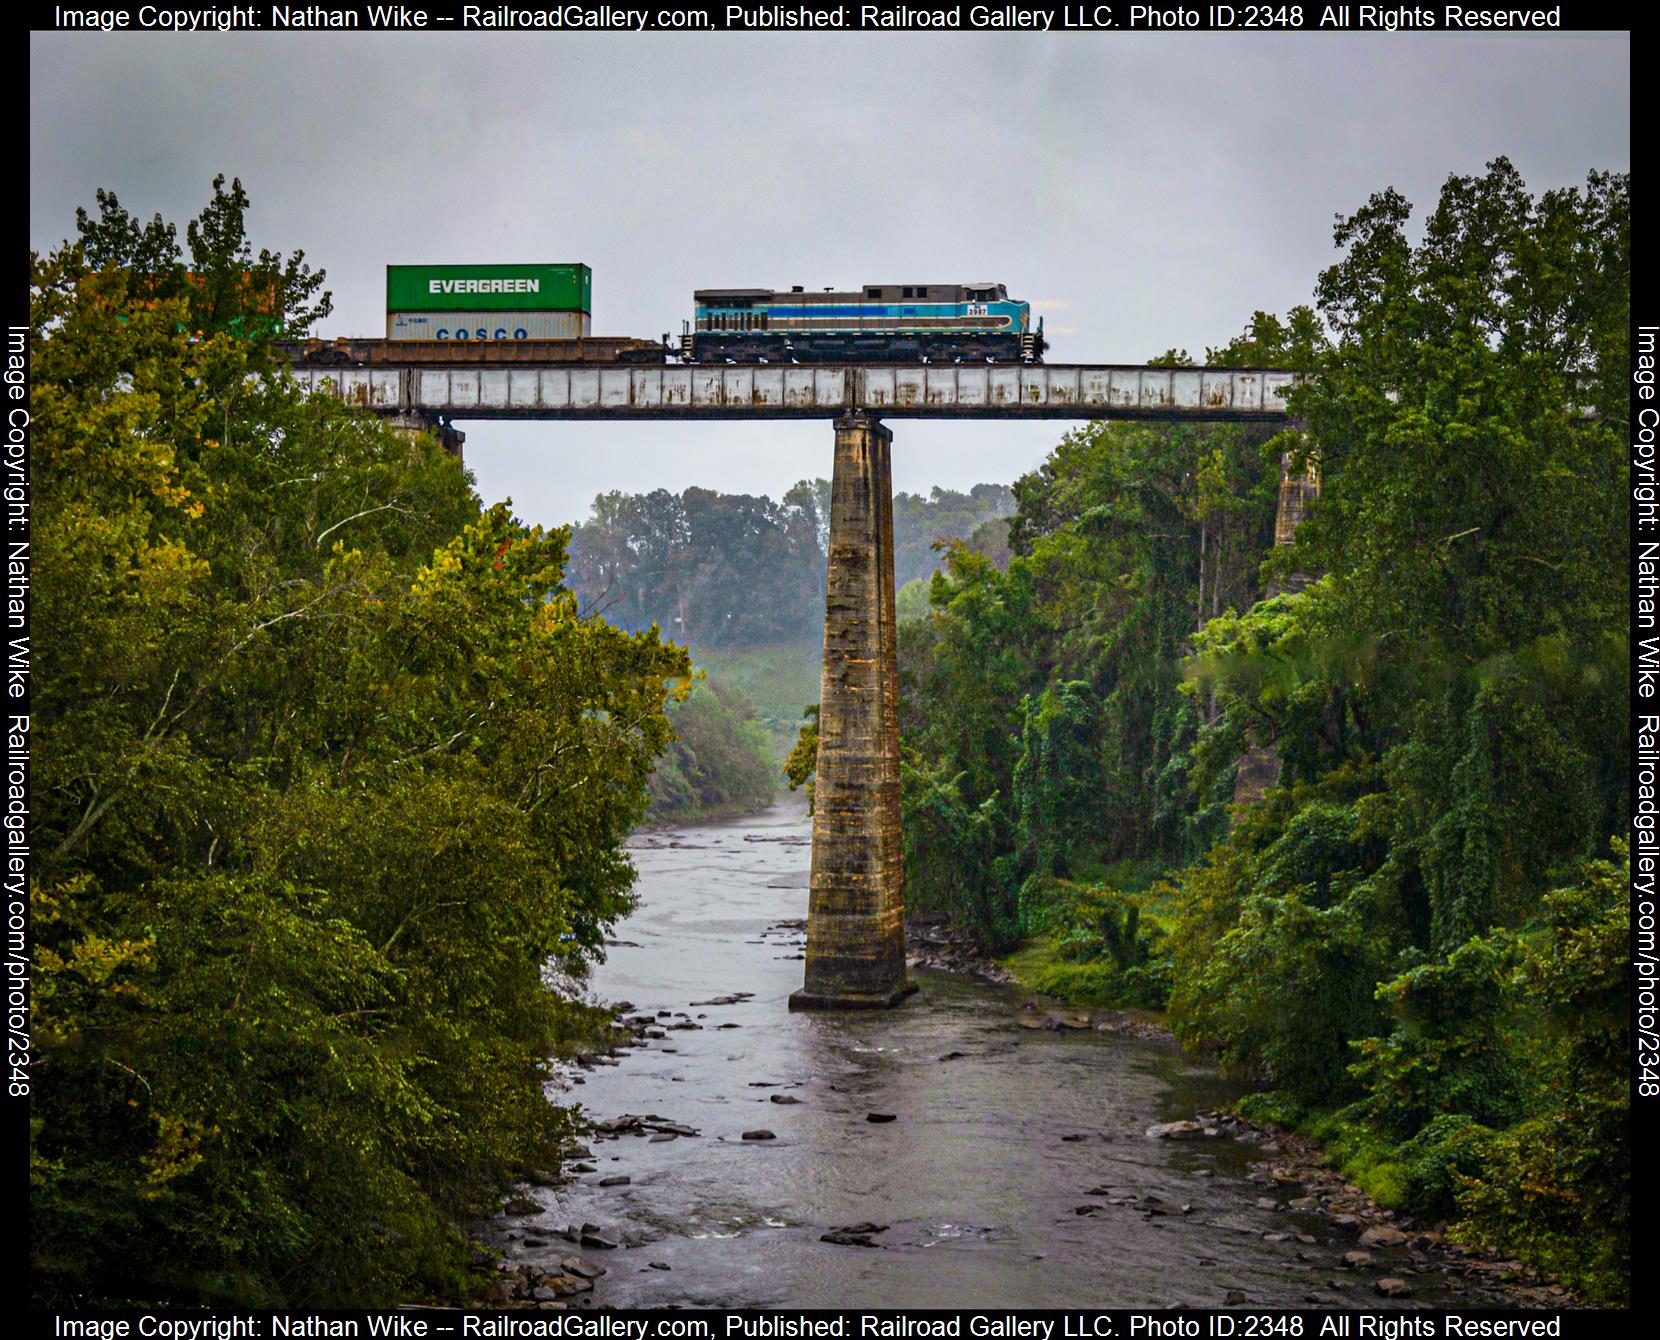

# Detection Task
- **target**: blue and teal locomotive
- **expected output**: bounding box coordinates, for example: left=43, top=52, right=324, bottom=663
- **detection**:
left=683, top=282, right=1045, bottom=363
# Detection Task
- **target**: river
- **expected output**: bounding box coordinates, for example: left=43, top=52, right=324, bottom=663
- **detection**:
left=487, top=799, right=1527, bottom=1309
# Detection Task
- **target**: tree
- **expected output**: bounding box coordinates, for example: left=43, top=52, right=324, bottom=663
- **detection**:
left=891, top=484, right=1017, bottom=588
left=73, top=173, right=331, bottom=341
left=1167, top=160, right=1628, bottom=1294
left=647, top=681, right=776, bottom=821
left=31, top=185, right=687, bottom=1305
left=783, top=704, right=820, bottom=813
left=895, top=403, right=1279, bottom=950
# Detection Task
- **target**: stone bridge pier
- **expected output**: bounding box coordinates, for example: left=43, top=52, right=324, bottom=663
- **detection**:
left=1231, top=444, right=1321, bottom=806
left=791, top=411, right=916, bottom=1010
left=387, top=410, right=466, bottom=460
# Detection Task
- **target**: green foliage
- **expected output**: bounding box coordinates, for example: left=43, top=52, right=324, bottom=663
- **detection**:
left=783, top=704, right=819, bottom=814
left=691, top=642, right=824, bottom=754
left=76, top=174, right=331, bottom=339
left=1350, top=936, right=1522, bottom=1139
left=1203, top=308, right=1325, bottom=369
left=1163, top=161, right=1629, bottom=1298
left=900, top=751, right=1020, bottom=952
left=1168, top=773, right=1402, bottom=1103
left=1452, top=846, right=1631, bottom=1303
left=1233, top=1090, right=1303, bottom=1128
left=566, top=483, right=827, bottom=647
left=898, top=411, right=1279, bottom=949
left=646, top=680, right=776, bottom=821
left=31, top=184, right=687, bottom=1306
left=1304, top=1110, right=1412, bottom=1210
left=891, top=483, right=1016, bottom=587
left=894, top=577, right=931, bottom=623
left=1185, top=581, right=1376, bottom=795
left=898, top=160, right=1629, bottom=1300
left=1397, top=1115, right=1495, bottom=1221
left=1009, top=878, right=1168, bottom=1008
left=1012, top=684, right=1101, bottom=878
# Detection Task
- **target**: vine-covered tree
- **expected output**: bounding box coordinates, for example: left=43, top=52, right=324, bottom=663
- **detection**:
left=1174, top=159, right=1629, bottom=1300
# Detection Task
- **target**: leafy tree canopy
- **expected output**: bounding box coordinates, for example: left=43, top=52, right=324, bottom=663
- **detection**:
left=73, top=173, right=332, bottom=340
left=31, top=180, right=685, bottom=1306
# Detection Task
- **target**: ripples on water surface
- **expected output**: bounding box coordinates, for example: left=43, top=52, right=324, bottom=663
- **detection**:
left=491, top=801, right=1511, bottom=1309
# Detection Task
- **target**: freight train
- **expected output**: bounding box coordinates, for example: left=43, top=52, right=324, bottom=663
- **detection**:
left=291, top=267, right=1048, bottom=367
left=683, top=283, right=1045, bottom=363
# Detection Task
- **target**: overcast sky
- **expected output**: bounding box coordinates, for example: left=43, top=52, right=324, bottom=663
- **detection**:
left=30, top=30, right=1629, bottom=530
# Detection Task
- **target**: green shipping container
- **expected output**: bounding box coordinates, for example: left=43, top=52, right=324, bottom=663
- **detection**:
left=386, top=264, right=591, bottom=314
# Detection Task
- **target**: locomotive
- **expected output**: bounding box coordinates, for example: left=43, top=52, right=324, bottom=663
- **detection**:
left=683, top=282, right=1045, bottom=364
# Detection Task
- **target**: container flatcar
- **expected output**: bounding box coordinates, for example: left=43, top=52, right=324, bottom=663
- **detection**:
left=683, top=283, right=1045, bottom=363
left=289, top=336, right=668, bottom=367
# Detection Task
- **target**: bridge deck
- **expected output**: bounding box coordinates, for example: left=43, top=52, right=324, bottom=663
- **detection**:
left=289, top=360, right=1297, bottom=422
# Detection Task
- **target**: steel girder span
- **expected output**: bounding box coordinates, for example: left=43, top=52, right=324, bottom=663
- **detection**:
left=288, top=362, right=1298, bottom=422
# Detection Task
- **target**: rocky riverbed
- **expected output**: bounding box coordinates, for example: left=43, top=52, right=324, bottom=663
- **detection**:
left=473, top=800, right=1572, bottom=1310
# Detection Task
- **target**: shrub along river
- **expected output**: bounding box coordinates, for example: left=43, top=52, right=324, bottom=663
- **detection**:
left=481, top=800, right=1541, bottom=1310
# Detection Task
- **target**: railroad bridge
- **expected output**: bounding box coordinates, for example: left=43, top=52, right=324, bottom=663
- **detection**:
left=293, top=345, right=1313, bottom=1010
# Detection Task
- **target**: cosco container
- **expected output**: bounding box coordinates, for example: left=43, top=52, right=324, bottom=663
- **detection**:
left=387, top=310, right=592, bottom=341
left=386, top=264, right=591, bottom=314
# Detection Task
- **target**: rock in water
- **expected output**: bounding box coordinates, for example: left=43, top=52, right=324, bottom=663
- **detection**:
left=866, top=1113, right=897, bottom=1123
left=1360, top=1225, right=1409, bottom=1248
left=562, top=1258, right=605, bottom=1279
left=820, top=1222, right=889, bottom=1247
left=1145, top=1120, right=1205, bottom=1140
left=741, top=1130, right=776, bottom=1141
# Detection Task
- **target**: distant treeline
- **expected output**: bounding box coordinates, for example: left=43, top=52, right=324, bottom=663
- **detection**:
left=564, top=480, right=1014, bottom=647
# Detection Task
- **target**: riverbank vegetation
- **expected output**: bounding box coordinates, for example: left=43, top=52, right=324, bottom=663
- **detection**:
left=30, top=181, right=690, bottom=1306
left=888, top=161, right=1630, bottom=1301
left=645, top=679, right=777, bottom=822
